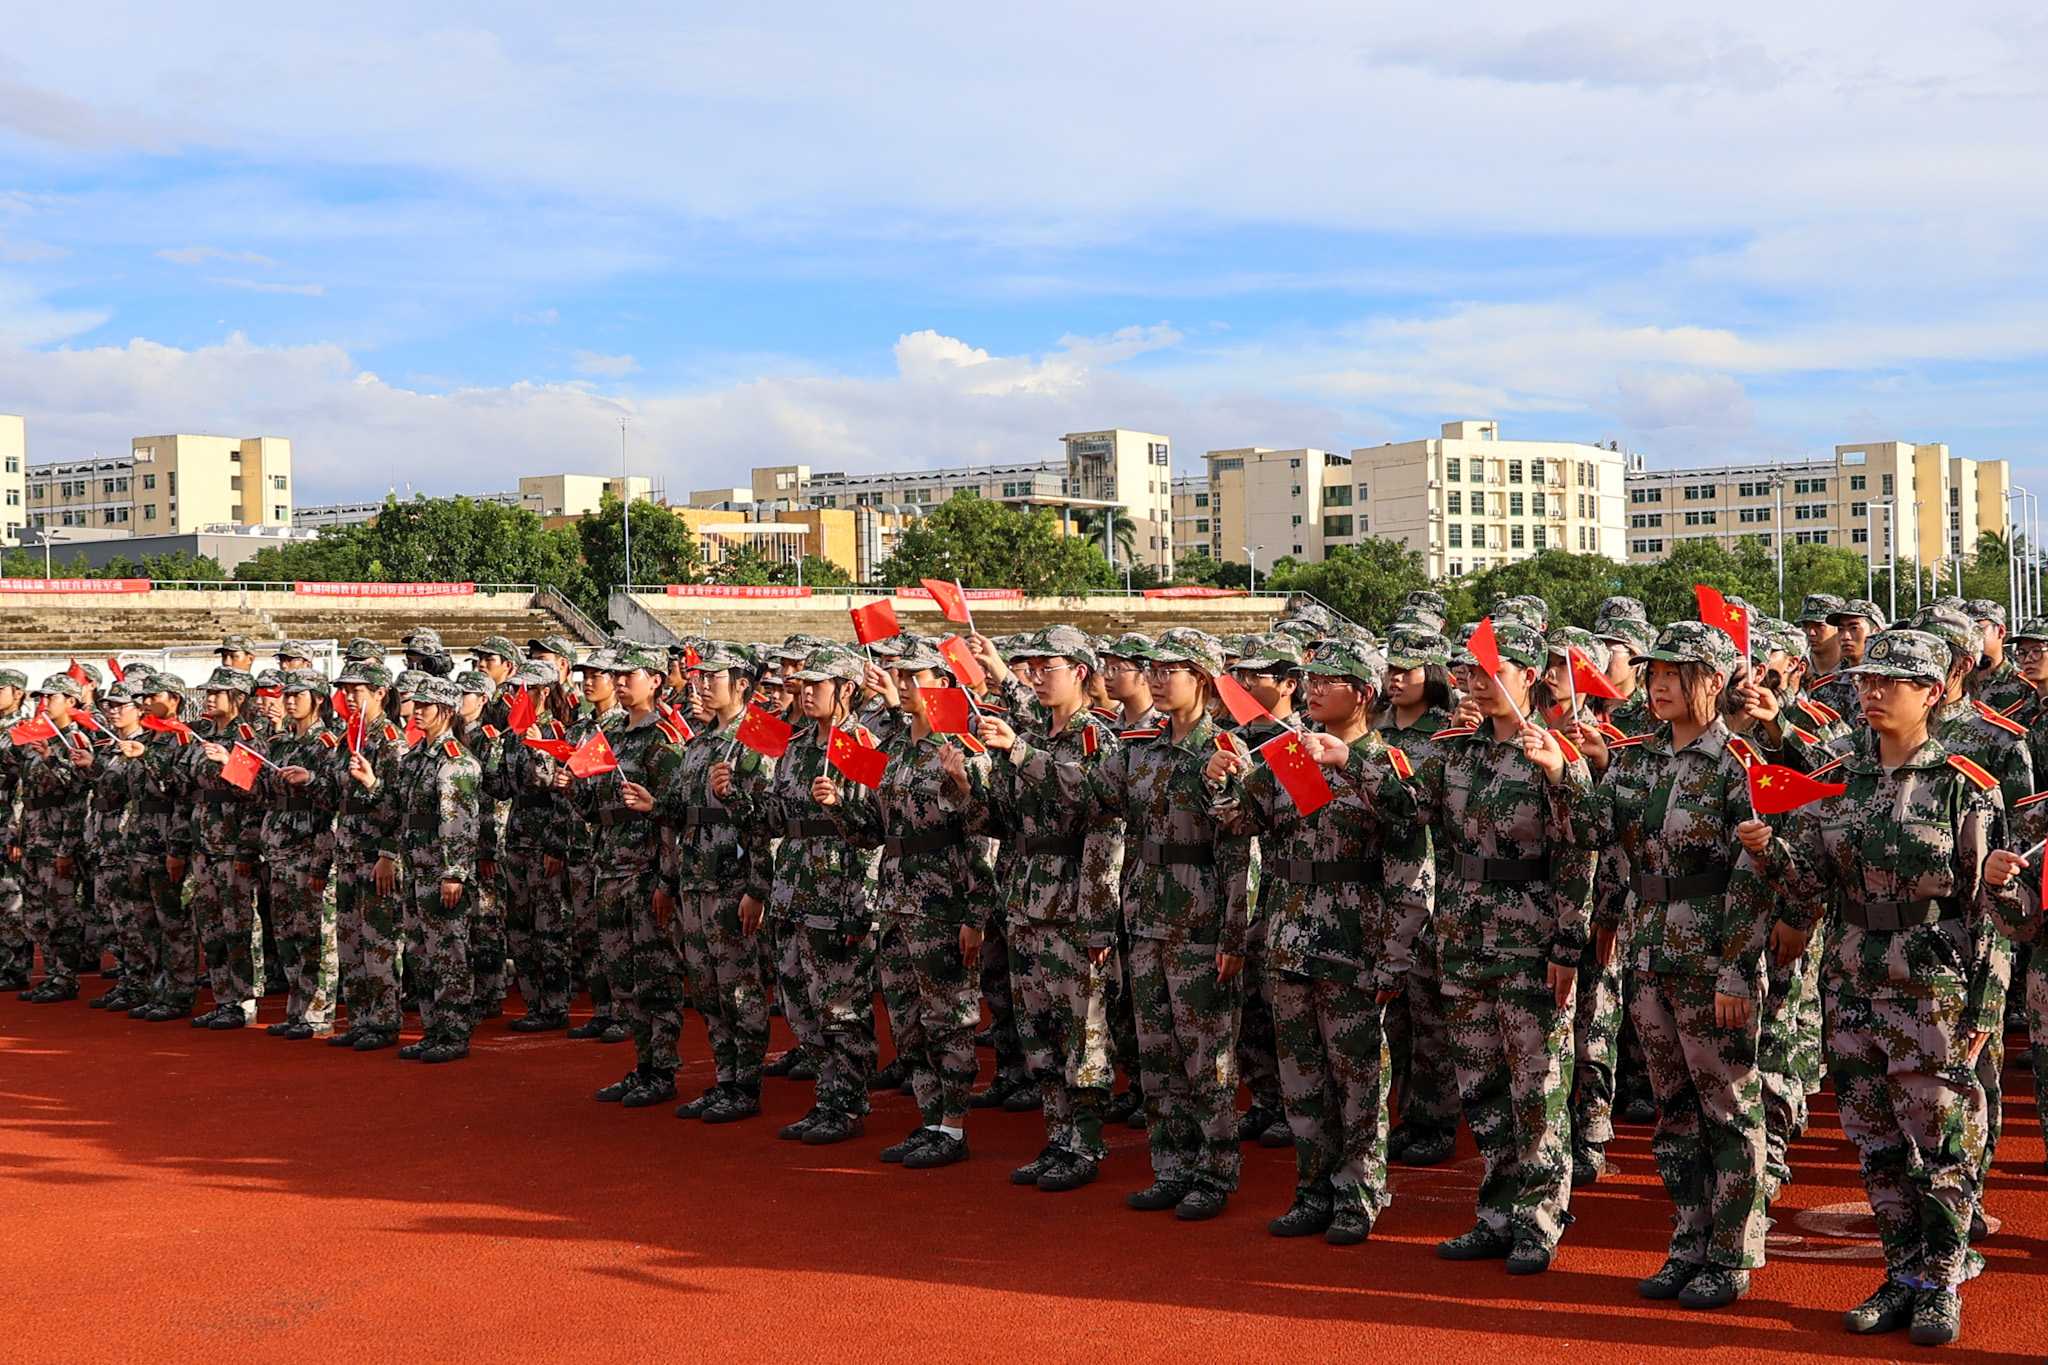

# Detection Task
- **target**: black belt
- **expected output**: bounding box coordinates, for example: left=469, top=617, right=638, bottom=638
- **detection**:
left=405, top=817, right=440, bottom=835
left=882, top=826, right=960, bottom=859
left=1451, top=853, right=1548, bottom=883
left=1022, top=834, right=1085, bottom=858
left=1139, top=839, right=1213, bottom=867
left=1841, top=897, right=1957, bottom=932
left=1631, top=870, right=1730, bottom=902
left=1275, top=858, right=1370, bottom=886
left=785, top=819, right=837, bottom=839
left=682, top=807, right=732, bottom=830
left=138, top=800, right=172, bottom=815
left=282, top=797, right=320, bottom=813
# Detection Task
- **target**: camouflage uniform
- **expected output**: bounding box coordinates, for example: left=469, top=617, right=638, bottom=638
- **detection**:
left=1217, top=642, right=1431, bottom=1232
left=180, top=674, right=268, bottom=1022
left=988, top=632, right=1125, bottom=1173
left=1964, top=600, right=2031, bottom=717
left=1592, top=624, right=1771, bottom=1278
left=382, top=678, right=482, bottom=1052
left=1083, top=630, right=1255, bottom=1203
left=128, top=683, right=202, bottom=1016
left=565, top=683, right=625, bottom=1032
left=1404, top=622, right=1596, bottom=1257
left=1809, top=599, right=1887, bottom=726
left=331, top=666, right=410, bottom=1045
left=494, top=664, right=573, bottom=1024
left=87, top=693, right=160, bottom=1011
left=0, top=673, right=32, bottom=988
left=258, top=678, right=342, bottom=1030
left=457, top=671, right=512, bottom=1020
left=1738, top=628, right=2032, bottom=1307
left=14, top=679, right=97, bottom=998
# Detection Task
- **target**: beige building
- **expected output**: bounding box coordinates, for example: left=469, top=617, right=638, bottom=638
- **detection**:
left=1621, top=442, right=2010, bottom=570
left=1171, top=475, right=1212, bottom=560
left=1, top=415, right=26, bottom=545
left=1202, top=421, right=1629, bottom=579
left=518, top=473, right=652, bottom=518
left=28, top=433, right=294, bottom=536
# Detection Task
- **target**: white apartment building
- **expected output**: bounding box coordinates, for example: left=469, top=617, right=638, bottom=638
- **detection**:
left=25, top=431, right=293, bottom=537
left=1, top=415, right=27, bottom=544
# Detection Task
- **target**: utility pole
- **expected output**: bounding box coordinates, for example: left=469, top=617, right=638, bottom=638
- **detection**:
left=620, top=417, right=633, bottom=595
left=1887, top=499, right=1898, bottom=622
left=1771, top=474, right=1785, bottom=616
left=1245, top=545, right=1262, bottom=594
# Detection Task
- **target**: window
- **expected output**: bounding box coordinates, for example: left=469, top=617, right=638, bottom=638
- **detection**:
left=229, top=476, right=242, bottom=492
left=2, top=455, right=15, bottom=473
left=1469, top=461, right=1482, bottom=483
left=272, top=474, right=288, bottom=490
left=1793, top=503, right=1829, bottom=521
left=229, top=449, right=241, bottom=462
left=1630, top=488, right=1663, bottom=504
left=1470, top=524, right=1486, bottom=548
left=142, top=474, right=156, bottom=490
left=1630, top=538, right=1665, bottom=554
left=1852, top=527, right=1869, bottom=544
left=1449, top=561, right=1463, bottom=576
left=1533, top=526, right=1547, bottom=550
left=1291, top=544, right=1302, bottom=555
left=1579, top=527, right=1591, bottom=551
left=1881, top=474, right=1894, bottom=494
left=1290, top=485, right=1302, bottom=498
left=1509, top=492, right=1524, bottom=516
left=1194, top=493, right=1209, bottom=508
left=273, top=504, right=287, bottom=521
left=1213, top=458, right=1243, bottom=472
left=1508, top=460, right=1524, bottom=484
left=169, top=473, right=177, bottom=494
left=1290, top=514, right=1302, bottom=527
left=1794, top=529, right=1830, bottom=545
left=1194, top=519, right=1209, bottom=533
left=1684, top=510, right=1717, bottom=526
left=1446, top=457, right=1461, bottom=481
left=1448, top=524, right=1463, bottom=548
left=1949, top=487, right=1959, bottom=507
left=143, top=505, right=156, bottom=521
left=1792, top=477, right=1827, bottom=495
left=1850, top=474, right=1866, bottom=491
left=1850, top=501, right=1867, bottom=518
left=1322, top=485, right=1352, bottom=507
left=1323, top=515, right=1353, bottom=538
left=2, top=490, right=14, bottom=506
left=1755, top=533, right=1770, bottom=547
left=1682, top=483, right=1718, bottom=500
left=1447, top=491, right=1462, bottom=514
left=1288, top=458, right=1301, bottom=469
left=1510, top=525, right=1525, bottom=549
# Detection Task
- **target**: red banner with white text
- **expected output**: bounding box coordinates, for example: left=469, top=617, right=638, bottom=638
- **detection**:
left=1142, top=586, right=1247, bottom=599
left=0, top=578, right=152, bottom=594
left=295, top=582, right=477, bottom=597
left=663, top=584, right=814, bottom=599
left=895, top=586, right=1024, bottom=602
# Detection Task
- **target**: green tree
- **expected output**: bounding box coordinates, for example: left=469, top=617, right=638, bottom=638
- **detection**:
left=576, top=493, right=702, bottom=612
left=1450, top=550, right=1630, bottom=629
left=784, top=554, right=854, bottom=588
left=1172, top=551, right=1252, bottom=589
left=1073, top=507, right=1138, bottom=565
left=876, top=493, right=1113, bottom=594
left=1266, top=539, right=1429, bottom=625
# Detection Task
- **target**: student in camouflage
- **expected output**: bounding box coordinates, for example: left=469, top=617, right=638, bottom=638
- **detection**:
left=564, top=652, right=629, bottom=1044
left=455, top=670, right=511, bottom=1023
left=1964, top=600, right=2031, bottom=716
left=657, top=642, right=774, bottom=1123
left=1403, top=621, right=1595, bottom=1274
left=332, top=663, right=411, bottom=1051
left=1736, top=626, right=2037, bottom=1348
left=121, top=676, right=202, bottom=1020
left=495, top=662, right=575, bottom=1032
left=259, top=673, right=342, bottom=1037
left=1213, top=639, right=1431, bottom=1246
left=1081, top=628, right=1254, bottom=1222
left=826, top=640, right=995, bottom=1170
left=1812, top=599, right=1886, bottom=723
left=378, top=676, right=481, bottom=1063
left=14, top=675, right=98, bottom=1002
left=183, top=667, right=268, bottom=1029
left=1590, top=622, right=1771, bottom=1309
left=1097, top=632, right=1164, bottom=1128
left=86, top=684, right=156, bottom=1013
left=719, top=645, right=882, bottom=1145
left=0, top=669, right=32, bottom=991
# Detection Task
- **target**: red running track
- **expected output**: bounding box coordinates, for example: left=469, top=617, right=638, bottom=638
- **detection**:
left=2, top=989, right=2043, bottom=1362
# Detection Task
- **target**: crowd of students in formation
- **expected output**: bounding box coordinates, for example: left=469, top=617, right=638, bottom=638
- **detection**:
left=3, top=585, right=2043, bottom=1348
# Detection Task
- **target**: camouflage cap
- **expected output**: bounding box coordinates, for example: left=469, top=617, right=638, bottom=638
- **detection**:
left=2011, top=617, right=2048, bottom=643
left=454, top=669, right=497, bottom=698
left=1149, top=627, right=1226, bottom=676
left=1964, top=598, right=2008, bottom=630
left=1014, top=624, right=1099, bottom=672
left=394, top=668, right=431, bottom=700
left=1594, top=616, right=1658, bottom=656
left=1593, top=595, right=1648, bottom=624
left=1830, top=598, right=1888, bottom=629
left=1232, top=632, right=1306, bottom=672
left=528, top=634, right=580, bottom=661
left=1219, top=634, right=1253, bottom=661
left=0, top=667, right=29, bottom=691
left=253, top=668, right=288, bottom=693
left=1906, top=606, right=1978, bottom=670
left=1795, top=592, right=1847, bottom=624
left=508, top=661, right=557, bottom=689
left=1638, top=620, right=1740, bottom=675
left=610, top=642, right=667, bottom=674
left=1282, top=596, right=1339, bottom=631
left=1769, top=621, right=1811, bottom=665
left=573, top=649, right=618, bottom=673
left=1099, top=632, right=1154, bottom=661
left=471, top=634, right=522, bottom=663
left=202, top=666, right=255, bottom=695
left=144, top=672, right=187, bottom=696
left=1749, top=615, right=1795, bottom=662
left=413, top=676, right=463, bottom=708
left=277, top=640, right=318, bottom=661
left=345, top=637, right=385, bottom=661
left=1489, top=621, right=1547, bottom=669
left=336, top=661, right=395, bottom=689
left=891, top=639, right=947, bottom=673
left=693, top=640, right=753, bottom=673
left=1304, top=638, right=1388, bottom=684
left=283, top=671, right=332, bottom=700
left=1546, top=626, right=1601, bottom=662
left=1271, top=618, right=1322, bottom=643
left=103, top=682, right=141, bottom=707
left=71, top=660, right=102, bottom=686
left=1385, top=626, right=1451, bottom=670
left=1846, top=628, right=1949, bottom=684
left=215, top=634, right=256, bottom=655
left=1390, top=605, right=1447, bottom=634
left=791, top=645, right=868, bottom=684
left=402, top=627, right=443, bottom=652
left=1404, top=589, right=1448, bottom=619
left=34, top=673, right=84, bottom=700
left=867, top=635, right=908, bottom=660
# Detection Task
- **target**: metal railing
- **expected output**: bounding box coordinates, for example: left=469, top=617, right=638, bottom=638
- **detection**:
left=536, top=585, right=606, bottom=644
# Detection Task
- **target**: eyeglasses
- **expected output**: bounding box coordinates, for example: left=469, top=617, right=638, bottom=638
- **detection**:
left=1304, top=675, right=1361, bottom=692
left=1146, top=662, right=1197, bottom=679
left=2015, top=642, right=2047, bottom=661
left=1099, top=662, right=1142, bottom=677
left=1853, top=674, right=1934, bottom=696
left=1018, top=659, right=1073, bottom=677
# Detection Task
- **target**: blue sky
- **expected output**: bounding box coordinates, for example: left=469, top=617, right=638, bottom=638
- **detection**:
left=4, top=3, right=2047, bottom=505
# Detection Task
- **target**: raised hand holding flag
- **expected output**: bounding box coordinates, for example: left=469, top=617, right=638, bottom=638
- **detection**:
left=566, top=729, right=619, bottom=779
left=850, top=598, right=901, bottom=646
left=827, top=725, right=888, bottom=788
left=1695, top=584, right=1750, bottom=660
left=938, top=635, right=985, bottom=690
left=1745, top=761, right=1844, bottom=815
left=735, top=703, right=794, bottom=759
left=919, top=577, right=974, bottom=627
left=916, top=685, right=974, bottom=735
left=1568, top=646, right=1626, bottom=701
left=220, top=743, right=265, bottom=792
left=1256, top=731, right=1334, bottom=817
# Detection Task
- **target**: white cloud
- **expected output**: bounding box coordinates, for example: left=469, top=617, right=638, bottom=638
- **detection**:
left=158, top=245, right=279, bottom=268
left=207, top=276, right=325, bottom=296
left=572, top=349, right=638, bottom=378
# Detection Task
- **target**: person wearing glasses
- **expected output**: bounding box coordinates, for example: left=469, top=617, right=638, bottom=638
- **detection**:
left=1082, top=628, right=1254, bottom=1222
left=1735, top=627, right=2038, bottom=1348
left=1096, top=632, right=1164, bottom=1126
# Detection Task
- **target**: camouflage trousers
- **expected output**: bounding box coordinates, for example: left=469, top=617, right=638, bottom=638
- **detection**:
left=1793, top=926, right=1827, bottom=1096
left=879, top=916, right=981, bottom=1124
left=979, top=911, right=1027, bottom=1083
left=0, top=867, right=29, bottom=982
left=468, top=864, right=508, bottom=1018
left=779, top=919, right=877, bottom=1117
left=1128, top=935, right=1242, bottom=1194
left=1827, top=982, right=1985, bottom=1288
left=94, top=857, right=157, bottom=988
left=568, top=859, right=614, bottom=1014
left=333, top=838, right=404, bottom=1032
left=674, top=889, right=768, bottom=1091
left=268, top=860, right=338, bottom=1028
left=404, top=874, right=474, bottom=1044
left=1968, top=1026, right=2004, bottom=1220
left=1442, top=962, right=1576, bottom=1248
left=1009, top=917, right=1112, bottom=1159
left=24, top=854, right=86, bottom=989
left=2030, top=950, right=2048, bottom=1125
left=769, top=914, right=817, bottom=1052
left=1271, top=969, right=1391, bottom=1216
left=595, top=868, right=682, bottom=1072
left=190, top=850, right=261, bottom=1016
left=1108, top=918, right=1142, bottom=1096
left=1236, top=915, right=1282, bottom=1114
left=1631, top=971, right=1768, bottom=1268
left=1385, top=934, right=1459, bottom=1140
left=1571, top=940, right=1623, bottom=1149
left=1759, top=941, right=1821, bottom=1188
left=501, top=845, right=571, bottom=1018
left=143, top=861, right=199, bottom=1009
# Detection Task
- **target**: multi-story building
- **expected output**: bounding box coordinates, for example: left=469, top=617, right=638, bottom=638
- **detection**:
left=1621, top=442, right=2011, bottom=571
left=1060, top=429, right=1176, bottom=572
left=1170, top=475, right=1212, bottom=560
left=1, top=415, right=26, bottom=544
left=27, top=432, right=294, bottom=536
left=1202, top=421, right=1630, bottom=579
left=295, top=473, right=652, bottom=530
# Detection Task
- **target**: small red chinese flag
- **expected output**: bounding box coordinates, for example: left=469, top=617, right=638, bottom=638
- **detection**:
left=938, top=635, right=985, bottom=690
left=684, top=644, right=702, bottom=670
left=1567, top=647, right=1626, bottom=701
left=70, top=710, right=102, bottom=734
left=345, top=709, right=366, bottom=755
left=827, top=725, right=888, bottom=788
left=105, top=657, right=124, bottom=681
left=66, top=658, right=90, bottom=687
left=1695, top=584, right=1749, bottom=660
left=1745, top=762, right=1844, bottom=816
left=1214, top=671, right=1271, bottom=727
left=404, top=713, right=424, bottom=747
left=141, top=714, right=192, bottom=738
left=522, top=734, right=576, bottom=761
left=919, top=577, right=974, bottom=625
left=505, top=685, right=536, bottom=734
left=8, top=715, right=57, bottom=745
left=567, top=729, right=619, bottom=779
left=1468, top=616, right=1504, bottom=678
left=221, top=743, right=263, bottom=792
left=736, top=703, right=794, bottom=759
left=658, top=702, right=695, bottom=742
left=850, top=598, right=901, bottom=646
left=1256, top=731, right=1334, bottom=817
left=917, top=685, right=973, bottom=735
left=330, top=687, right=354, bottom=724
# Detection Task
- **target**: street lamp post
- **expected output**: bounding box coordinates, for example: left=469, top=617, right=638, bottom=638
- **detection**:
left=1245, top=545, right=1262, bottom=595
left=1865, top=499, right=1880, bottom=605
left=1886, top=498, right=1898, bottom=622
left=1771, top=475, right=1785, bottom=617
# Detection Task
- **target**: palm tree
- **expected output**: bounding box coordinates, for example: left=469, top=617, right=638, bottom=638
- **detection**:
left=1073, top=507, right=1138, bottom=565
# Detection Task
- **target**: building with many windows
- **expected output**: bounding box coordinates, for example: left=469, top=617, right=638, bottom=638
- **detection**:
left=1, top=415, right=26, bottom=545
left=1170, top=475, right=1211, bottom=558
left=26, top=431, right=294, bottom=536
left=1620, top=441, right=2010, bottom=570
